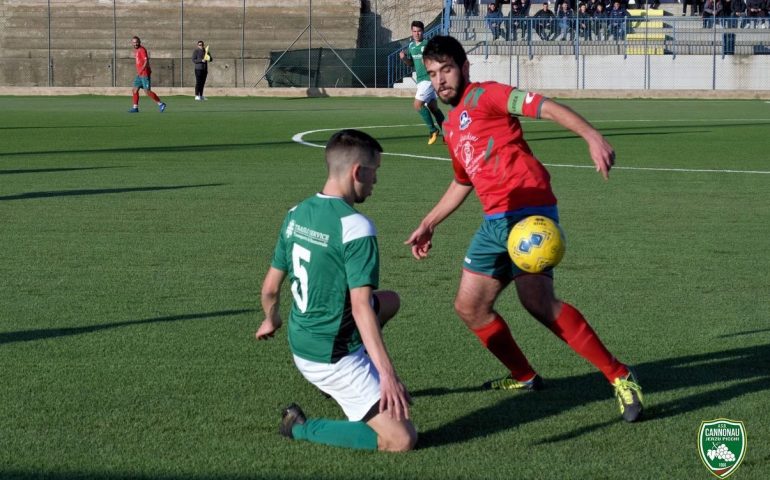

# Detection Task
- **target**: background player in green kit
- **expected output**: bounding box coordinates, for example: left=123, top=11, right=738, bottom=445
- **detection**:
left=256, top=129, right=416, bottom=452
left=399, top=21, right=445, bottom=145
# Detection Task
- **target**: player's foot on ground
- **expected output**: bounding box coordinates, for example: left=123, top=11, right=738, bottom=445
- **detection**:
left=158, top=102, right=167, bottom=113
left=428, top=130, right=439, bottom=145
left=194, top=95, right=202, bottom=101
left=128, top=107, right=139, bottom=113
left=612, top=369, right=644, bottom=422
left=279, top=403, right=307, bottom=439
left=483, top=374, right=544, bottom=391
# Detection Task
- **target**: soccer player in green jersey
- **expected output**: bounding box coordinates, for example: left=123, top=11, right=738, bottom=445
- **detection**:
left=257, top=129, right=416, bottom=452
left=399, top=21, right=446, bottom=145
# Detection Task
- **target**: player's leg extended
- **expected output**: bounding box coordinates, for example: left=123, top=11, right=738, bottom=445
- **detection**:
left=146, top=88, right=161, bottom=103
left=514, top=274, right=643, bottom=421
left=514, top=274, right=628, bottom=382
left=455, top=270, right=538, bottom=384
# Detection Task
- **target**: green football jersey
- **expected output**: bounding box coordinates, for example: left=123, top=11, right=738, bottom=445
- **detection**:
left=271, top=193, right=379, bottom=363
left=406, top=39, right=430, bottom=83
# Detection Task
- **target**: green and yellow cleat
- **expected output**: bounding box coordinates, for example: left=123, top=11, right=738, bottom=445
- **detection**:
left=483, top=374, right=544, bottom=391
left=613, top=370, right=644, bottom=422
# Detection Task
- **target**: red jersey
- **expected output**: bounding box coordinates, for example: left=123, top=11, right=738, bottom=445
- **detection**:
left=443, top=81, right=557, bottom=217
left=134, top=46, right=151, bottom=76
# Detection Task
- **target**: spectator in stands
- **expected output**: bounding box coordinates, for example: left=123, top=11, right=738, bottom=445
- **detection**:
left=683, top=0, right=697, bottom=16
left=696, top=0, right=706, bottom=16
left=608, top=1, right=630, bottom=40
left=486, top=3, right=507, bottom=41
left=464, top=0, right=479, bottom=16
left=519, top=0, right=533, bottom=16
left=586, top=0, right=602, bottom=14
left=732, top=0, right=748, bottom=27
left=128, top=36, right=166, bottom=114
left=556, top=2, right=575, bottom=40
left=508, top=2, right=528, bottom=40
left=703, top=0, right=723, bottom=27
left=746, top=0, right=764, bottom=27
left=592, top=3, right=608, bottom=40
left=577, top=3, right=592, bottom=40
left=534, top=2, right=557, bottom=40
left=191, top=40, right=211, bottom=101
left=720, top=0, right=734, bottom=26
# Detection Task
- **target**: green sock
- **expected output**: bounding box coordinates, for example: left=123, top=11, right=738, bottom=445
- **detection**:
left=419, top=106, right=436, bottom=132
left=433, top=108, right=445, bottom=129
left=292, top=418, right=378, bottom=451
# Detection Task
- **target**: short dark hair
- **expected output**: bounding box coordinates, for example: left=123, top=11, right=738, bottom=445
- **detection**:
left=411, top=20, right=425, bottom=30
left=423, top=35, right=467, bottom=70
left=325, top=129, right=383, bottom=168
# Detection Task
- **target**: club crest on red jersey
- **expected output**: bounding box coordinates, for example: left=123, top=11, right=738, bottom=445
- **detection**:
left=459, top=110, right=472, bottom=131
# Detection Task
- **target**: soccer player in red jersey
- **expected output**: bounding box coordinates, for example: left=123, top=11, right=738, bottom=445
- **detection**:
left=128, top=36, right=166, bottom=113
left=404, top=35, right=643, bottom=422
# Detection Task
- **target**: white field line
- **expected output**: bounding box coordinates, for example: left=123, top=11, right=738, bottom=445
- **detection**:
left=292, top=122, right=770, bottom=175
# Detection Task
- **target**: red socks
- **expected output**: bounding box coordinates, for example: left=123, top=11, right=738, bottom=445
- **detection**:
left=548, top=303, right=628, bottom=382
left=471, top=315, right=537, bottom=382
left=132, top=92, right=139, bottom=105
left=147, top=91, right=161, bottom=103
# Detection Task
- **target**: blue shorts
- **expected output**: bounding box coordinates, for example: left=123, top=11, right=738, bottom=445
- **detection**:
left=133, top=76, right=151, bottom=90
left=464, top=206, right=560, bottom=282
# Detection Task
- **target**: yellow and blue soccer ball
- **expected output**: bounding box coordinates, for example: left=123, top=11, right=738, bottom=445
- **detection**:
left=507, top=216, right=566, bottom=273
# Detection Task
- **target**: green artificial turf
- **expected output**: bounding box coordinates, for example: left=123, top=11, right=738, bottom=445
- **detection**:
left=1, top=95, right=768, bottom=479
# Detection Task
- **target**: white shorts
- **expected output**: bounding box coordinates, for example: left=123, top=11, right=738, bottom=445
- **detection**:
left=415, top=80, right=437, bottom=104
left=293, top=347, right=380, bottom=422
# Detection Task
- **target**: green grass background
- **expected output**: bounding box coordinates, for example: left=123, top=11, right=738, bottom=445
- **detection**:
left=1, top=96, right=768, bottom=479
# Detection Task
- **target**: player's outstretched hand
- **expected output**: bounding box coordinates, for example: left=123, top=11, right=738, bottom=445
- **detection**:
left=255, top=318, right=281, bottom=340
left=404, top=224, right=433, bottom=260
left=379, top=373, right=411, bottom=421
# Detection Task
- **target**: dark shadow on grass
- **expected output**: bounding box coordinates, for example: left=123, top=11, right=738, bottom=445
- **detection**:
left=410, top=385, right=485, bottom=397
left=0, top=183, right=225, bottom=201
left=717, top=327, right=770, bottom=338
left=0, top=166, right=124, bottom=175
left=0, top=472, right=308, bottom=480
left=0, top=309, right=254, bottom=345
left=0, top=140, right=300, bottom=158
left=417, top=341, right=770, bottom=449
left=0, top=125, right=125, bottom=131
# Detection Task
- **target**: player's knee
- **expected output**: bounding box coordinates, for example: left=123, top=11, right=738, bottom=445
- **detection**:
left=454, top=298, right=478, bottom=323
left=380, top=426, right=417, bottom=452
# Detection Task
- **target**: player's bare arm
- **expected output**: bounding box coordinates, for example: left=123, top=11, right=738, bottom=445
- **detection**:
left=405, top=180, right=474, bottom=259
left=539, top=99, right=615, bottom=180
left=350, top=286, right=411, bottom=422
left=256, top=267, right=286, bottom=340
